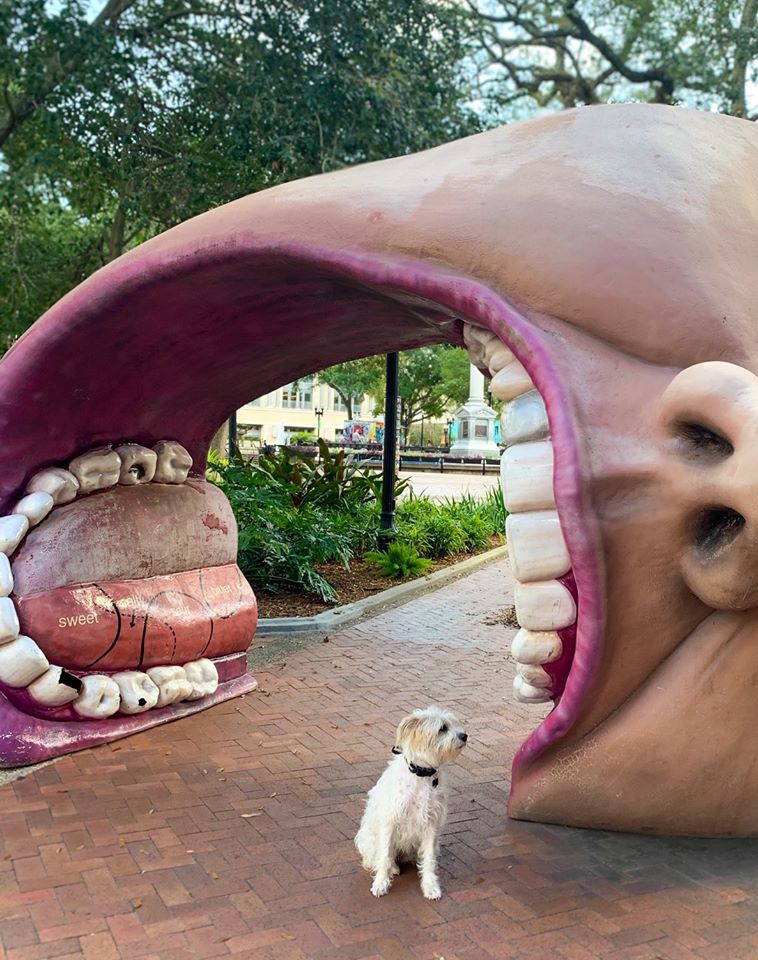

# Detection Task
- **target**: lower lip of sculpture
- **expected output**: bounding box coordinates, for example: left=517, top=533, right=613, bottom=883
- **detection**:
left=14, top=563, right=257, bottom=670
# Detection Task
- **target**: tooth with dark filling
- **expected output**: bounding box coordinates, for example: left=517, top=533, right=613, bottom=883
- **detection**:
left=1, top=104, right=758, bottom=837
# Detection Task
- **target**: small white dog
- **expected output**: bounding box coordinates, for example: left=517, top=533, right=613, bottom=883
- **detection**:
left=355, top=705, right=468, bottom=899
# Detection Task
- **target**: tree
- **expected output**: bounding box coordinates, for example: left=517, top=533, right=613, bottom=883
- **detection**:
left=313, top=357, right=385, bottom=420
left=0, top=0, right=479, bottom=350
left=467, top=0, right=758, bottom=120
left=396, top=346, right=470, bottom=443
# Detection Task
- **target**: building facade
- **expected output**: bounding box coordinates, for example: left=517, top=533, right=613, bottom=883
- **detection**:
left=236, top=379, right=377, bottom=446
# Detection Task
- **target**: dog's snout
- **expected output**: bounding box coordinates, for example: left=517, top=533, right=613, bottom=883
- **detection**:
left=458, top=732, right=468, bottom=743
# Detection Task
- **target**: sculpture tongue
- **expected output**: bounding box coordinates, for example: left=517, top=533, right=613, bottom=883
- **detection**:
left=10, top=479, right=237, bottom=595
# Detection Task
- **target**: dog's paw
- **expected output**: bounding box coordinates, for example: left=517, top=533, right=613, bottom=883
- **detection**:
left=371, top=876, right=392, bottom=897
left=421, top=879, right=442, bottom=900
left=390, top=862, right=400, bottom=877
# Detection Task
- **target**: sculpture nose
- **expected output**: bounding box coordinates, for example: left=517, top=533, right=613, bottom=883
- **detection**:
left=660, top=362, right=758, bottom=610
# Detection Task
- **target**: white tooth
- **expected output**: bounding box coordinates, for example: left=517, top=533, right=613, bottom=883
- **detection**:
left=0, top=554, right=13, bottom=597
left=0, top=635, right=49, bottom=687
left=506, top=511, right=570, bottom=582
left=69, top=447, right=121, bottom=494
left=13, top=492, right=54, bottom=527
left=114, top=444, right=158, bottom=485
left=26, top=466, right=80, bottom=505
left=73, top=674, right=121, bottom=719
left=183, top=658, right=218, bottom=700
left=502, top=390, right=549, bottom=447
left=0, top=597, right=20, bottom=643
left=488, top=346, right=515, bottom=375
left=146, top=665, right=193, bottom=707
left=0, top=514, right=29, bottom=555
left=515, top=580, right=576, bottom=631
left=501, top=441, right=555, bottom=513
left=517, top=663, right=552, bottom=688
left=465, top=342, right=486, bottom=368
left=152, top=440, right=193, bottom=484
left=511, top=628, right=563, bottom=665
left=113, top=670, right=159, bottom=714
left=27, top=665, right=81, bottom=706
left=513, top=675, right=553, bottom=704
left=462, top=323, right=496, bottom=349
left=490, top=358, right=534, bottom=402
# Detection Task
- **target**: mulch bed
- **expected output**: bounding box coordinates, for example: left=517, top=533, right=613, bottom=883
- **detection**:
left=255, top=536, right=504, bottom=619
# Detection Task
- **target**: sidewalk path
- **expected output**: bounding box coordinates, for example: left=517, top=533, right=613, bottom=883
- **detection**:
left=399, top=470, right=498, bottom=501
left=2, top=558, right=758, bottom=960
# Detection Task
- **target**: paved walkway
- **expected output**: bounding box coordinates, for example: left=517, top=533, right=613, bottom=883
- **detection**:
left=2, top=559, right=758, bottom=960
left=400, top=470, right=498, bottom=501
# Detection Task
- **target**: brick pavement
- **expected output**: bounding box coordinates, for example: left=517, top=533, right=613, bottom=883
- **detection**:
left=2, top=558, right=758, bottom=960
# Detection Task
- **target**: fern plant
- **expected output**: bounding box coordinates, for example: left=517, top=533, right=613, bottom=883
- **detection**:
left=365, top=543, right=432, bottom=579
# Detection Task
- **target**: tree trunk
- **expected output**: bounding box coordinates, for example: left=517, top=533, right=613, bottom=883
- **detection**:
left=107, top=205, right=127, bottom=262
left=731, top=0, right=758, bottom=117
left=209, top=421, right=229, bottom=459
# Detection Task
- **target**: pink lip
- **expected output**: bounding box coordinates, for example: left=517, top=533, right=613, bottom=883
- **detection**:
left=0, top=241, right=603, bottom=767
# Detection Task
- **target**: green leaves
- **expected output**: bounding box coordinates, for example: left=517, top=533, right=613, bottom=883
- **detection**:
left=365, top=543, right=433, bottom=579
left=210, top=446, right=504, bottom=600
left=1, top=0, right=479, bottom=350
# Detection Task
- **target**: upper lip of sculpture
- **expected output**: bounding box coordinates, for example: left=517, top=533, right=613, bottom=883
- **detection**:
left=465, top=312, right=605, bottom=771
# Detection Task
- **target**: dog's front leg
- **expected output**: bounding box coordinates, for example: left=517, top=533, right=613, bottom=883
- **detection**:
left=369, top=823, right=396, bottom=897
left=417, top=831, right=442, bottom=900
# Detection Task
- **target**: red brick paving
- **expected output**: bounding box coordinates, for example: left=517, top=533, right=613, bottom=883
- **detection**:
left=2, top=558, right=758, bottom=960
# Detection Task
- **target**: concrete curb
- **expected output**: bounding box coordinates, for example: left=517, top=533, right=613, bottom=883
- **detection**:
left=256, top=544, right=508, bottom=636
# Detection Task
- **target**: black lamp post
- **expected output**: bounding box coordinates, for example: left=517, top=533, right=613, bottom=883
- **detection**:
left=445, top=418, right=454, bottom=448
left=379, top=352, right=399, bottom=549
left=314, top=407, right=324, bottom=439
left=228, top=411, right=237, bottom=460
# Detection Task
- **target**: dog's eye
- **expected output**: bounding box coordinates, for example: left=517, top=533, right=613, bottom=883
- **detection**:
left=439, top=724, right=448, bottom=734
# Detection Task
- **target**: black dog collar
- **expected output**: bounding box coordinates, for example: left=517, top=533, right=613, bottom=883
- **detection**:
left=392, top=748, right=438, bottom=787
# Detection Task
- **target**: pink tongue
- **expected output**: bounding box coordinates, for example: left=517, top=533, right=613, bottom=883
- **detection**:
left=544, top=571, right=578, bottom=700
left=15, top=563, right=258, bottom=671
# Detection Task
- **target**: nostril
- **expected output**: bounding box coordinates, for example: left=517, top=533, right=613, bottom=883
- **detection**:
left=675, top=421, right=734, bottom=460
left=458, top=732, right=468, bottom=743
left=695, top=506, right=745, bottom=555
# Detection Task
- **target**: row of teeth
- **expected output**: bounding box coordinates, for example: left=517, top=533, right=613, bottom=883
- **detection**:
left=463, top=323, right=576, bottom=706
left=0, top=440, right=222, bottom=718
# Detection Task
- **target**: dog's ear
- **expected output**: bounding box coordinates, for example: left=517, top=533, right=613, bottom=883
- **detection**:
left=396, top=714, right=422, bottom=750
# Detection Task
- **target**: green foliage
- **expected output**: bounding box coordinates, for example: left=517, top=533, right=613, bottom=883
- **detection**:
left=0, top=0, right=479, bottom=350
left=227, top=439, right=408, bottom=510
left=394, top=488, right=506, bottom=559
left=365, top=542, right=433, bottom=579
left=210, top=448, right=504, bottom=601
left=313, top=356, right=385, bottom=420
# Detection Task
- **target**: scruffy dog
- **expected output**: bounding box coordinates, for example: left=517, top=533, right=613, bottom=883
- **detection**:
left=355, top=706, right=468, bottom=899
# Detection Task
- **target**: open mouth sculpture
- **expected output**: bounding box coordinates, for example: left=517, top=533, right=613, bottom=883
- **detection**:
left=2, top=103, right=757, bottom=836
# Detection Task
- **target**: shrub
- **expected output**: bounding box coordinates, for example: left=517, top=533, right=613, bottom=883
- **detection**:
left=365, top=543, right=432, bottom=579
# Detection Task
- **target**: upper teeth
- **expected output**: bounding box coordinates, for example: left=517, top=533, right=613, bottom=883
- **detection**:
left=0, top=438, right=222, bottom=721
left=463, top=321, right=577, bottom=706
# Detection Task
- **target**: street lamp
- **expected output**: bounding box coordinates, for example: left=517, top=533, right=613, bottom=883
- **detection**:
left=379, top=352, right=399, bottom=549
left=314, top=407, right=324, bottom=439
left=445, top=418, right=454, bottom=448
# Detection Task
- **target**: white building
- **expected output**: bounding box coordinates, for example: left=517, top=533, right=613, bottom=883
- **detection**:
left=236, top=378, right=376, bottom=446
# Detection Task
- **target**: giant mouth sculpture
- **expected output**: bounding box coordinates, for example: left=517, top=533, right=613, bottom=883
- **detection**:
left=2, top=103, right=757, bottom=837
